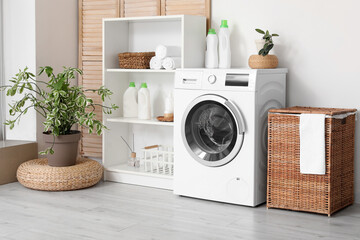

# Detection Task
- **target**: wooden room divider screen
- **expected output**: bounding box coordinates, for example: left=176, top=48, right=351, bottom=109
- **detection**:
left=78, top=0, right=210, bottom=157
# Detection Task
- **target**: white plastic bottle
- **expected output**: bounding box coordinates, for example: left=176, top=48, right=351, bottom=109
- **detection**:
left=123, top=82, right=138, bottom=118
left=138, top=83, right=151, bottom=120
left=218, top=20, right=231, bottom=69
left=205, top=29, right=218, bottom=68
left=164, top=92, right=174, bottom=119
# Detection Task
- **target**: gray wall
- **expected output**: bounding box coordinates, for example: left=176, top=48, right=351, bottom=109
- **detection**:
left=35, top=0, right=78, bottom=154
left=0, top=0, right=3, bottom=141
left=212, top=0, right=360, bottom=203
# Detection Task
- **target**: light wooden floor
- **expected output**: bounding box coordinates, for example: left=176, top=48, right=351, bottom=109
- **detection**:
left=0, top=182, right=359, bottom=240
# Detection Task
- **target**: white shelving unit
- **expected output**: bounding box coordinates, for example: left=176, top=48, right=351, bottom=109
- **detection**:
left=102, top=15, right=206, bottom=190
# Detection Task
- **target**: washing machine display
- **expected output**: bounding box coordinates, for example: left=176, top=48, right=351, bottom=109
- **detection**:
left=181, top=94, right=245, bottom=167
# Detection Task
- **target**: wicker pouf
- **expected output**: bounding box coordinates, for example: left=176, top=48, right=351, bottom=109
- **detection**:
left=17, top=158, right=103, bottom=191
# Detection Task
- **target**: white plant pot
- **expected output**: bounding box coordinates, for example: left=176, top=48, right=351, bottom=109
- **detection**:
left=255, top=39, right=266, bottom=52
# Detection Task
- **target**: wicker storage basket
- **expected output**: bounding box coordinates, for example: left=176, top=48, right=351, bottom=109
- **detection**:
left=118, top=52, right=155, bottom=69
left=267, top=106, right=357, bottom=216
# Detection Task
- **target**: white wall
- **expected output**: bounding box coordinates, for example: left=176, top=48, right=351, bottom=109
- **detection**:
left=3, top=0, right=37, bottom=141
left=2, top=0, right=77, bottom=148
left=35, top=0, right=78, bottom=153
left=212, top=0, right=360, bottom=203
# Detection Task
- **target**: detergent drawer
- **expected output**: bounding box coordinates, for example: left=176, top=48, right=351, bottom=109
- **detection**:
left=175, top=70, right=203, bottom=89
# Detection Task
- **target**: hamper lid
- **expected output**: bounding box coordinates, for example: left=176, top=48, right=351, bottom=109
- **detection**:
left=269, top=106, right=357, bottom=116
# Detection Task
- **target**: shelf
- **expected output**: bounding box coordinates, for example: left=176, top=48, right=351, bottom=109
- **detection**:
left=106, top=163, right=173, bottom=179
left=104, top=164, right=173, bottom=190
left=104, top=15, right=185, bottom=23
left=106, top=69, right=176, bottom=73
left=106, top=117, right=174, bottom=126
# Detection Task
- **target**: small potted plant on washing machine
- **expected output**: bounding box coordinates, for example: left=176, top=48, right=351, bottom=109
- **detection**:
left=248, top=28, right=279, bottom=69
left=0, top=66, right=118, bottom=167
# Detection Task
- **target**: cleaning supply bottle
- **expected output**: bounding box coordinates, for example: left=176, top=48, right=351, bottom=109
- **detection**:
left=218, top=20, right=231, bottom=69
left=164, top=92, right=174, bottom=120
left=123, top=82, right=138, bottom=118
left=138, top=83, right=151, bottom=120
left=205, top=28, right=218, bottom=68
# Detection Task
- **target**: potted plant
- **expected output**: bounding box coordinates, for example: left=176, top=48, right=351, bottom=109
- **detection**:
left=249, top=29, right=279, bottom=69
left=0, top=66, right=118, bottom=167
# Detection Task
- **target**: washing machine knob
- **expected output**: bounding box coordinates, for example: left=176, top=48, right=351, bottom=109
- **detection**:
left=208, top=74, right=217, bottom=84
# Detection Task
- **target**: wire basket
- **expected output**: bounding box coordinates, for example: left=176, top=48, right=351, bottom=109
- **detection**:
left=140, top=145, right=174, bottom=176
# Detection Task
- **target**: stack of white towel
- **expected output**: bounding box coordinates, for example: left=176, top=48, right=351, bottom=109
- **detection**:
left=150, top=45, right=181, bottom=70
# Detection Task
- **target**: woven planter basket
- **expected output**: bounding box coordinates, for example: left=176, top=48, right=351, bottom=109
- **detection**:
left=118, top=52, right=155, bottom=69
left=267, top=106, right=356, bottom=216
left=248, top=54, right=278, bottom=69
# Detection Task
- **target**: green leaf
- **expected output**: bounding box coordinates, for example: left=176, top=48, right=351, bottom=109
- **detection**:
left=20, top=84, right=25, bottom=94
left=27, top=83, right=33, bottom=90
left=255, top=28, right=265, bottom=34
left=60, top=103, right=67, bottom=110
left=38, top=67, right=45, bottom=75
left=266, top=43, right=274, bottom=52
left=9, top=88, right=16, bottom=96
left=53, top=79, right=65, bottom=90
left=272, top=33, right=279, bottom=37
left=39, top=150, right=47, bottom=155
left=44, top=66, right=53, bottom=77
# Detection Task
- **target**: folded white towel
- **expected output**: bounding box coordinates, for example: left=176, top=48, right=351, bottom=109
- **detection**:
left=155, top=45, right=181, bottom=59
left=150, top=56, right=163, bottom=70
left=299, top=114, right=326, bottom=175
left=162, top=57, right=181, bottom=70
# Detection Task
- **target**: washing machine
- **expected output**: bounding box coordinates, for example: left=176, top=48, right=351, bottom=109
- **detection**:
left=173, top=68, right=287, bottom=206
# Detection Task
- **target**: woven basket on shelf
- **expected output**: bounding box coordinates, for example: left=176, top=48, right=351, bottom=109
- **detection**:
left=118, top=52, right=155, bottom=69
left=267, top=106, right=356, bottom=216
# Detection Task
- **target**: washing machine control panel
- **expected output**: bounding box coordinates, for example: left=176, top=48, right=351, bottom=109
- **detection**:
left=175, top=68, right=287, bottom=91
left=202, top=70, right=254, bottom=91
left=208, top=74, right=217, bottom=84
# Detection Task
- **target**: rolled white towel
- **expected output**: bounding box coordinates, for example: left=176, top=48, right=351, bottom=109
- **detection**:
left=150, top=56, right=163, bottom=70
left=162, top=57, right=181, bottom=70
left=155, top=45, right=181, bottom=59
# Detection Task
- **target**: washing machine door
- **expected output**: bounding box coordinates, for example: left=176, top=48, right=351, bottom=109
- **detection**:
left=181, top=94, right=245, bottom=167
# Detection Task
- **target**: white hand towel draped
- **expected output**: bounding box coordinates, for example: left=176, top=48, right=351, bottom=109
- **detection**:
left=299, top=113, right=326, bottom=175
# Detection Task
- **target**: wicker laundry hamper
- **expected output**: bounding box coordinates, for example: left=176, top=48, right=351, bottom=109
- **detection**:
left=267, top=106, right=356, bottom=216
